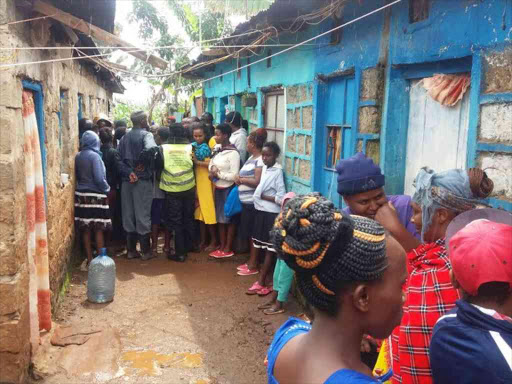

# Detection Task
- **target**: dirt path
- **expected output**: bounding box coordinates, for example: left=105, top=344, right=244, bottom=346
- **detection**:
left=32, top=250, right=302, bottom=384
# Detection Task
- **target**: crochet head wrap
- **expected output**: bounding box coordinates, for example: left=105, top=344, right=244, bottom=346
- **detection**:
left=412, top=167, right=494, bottom=241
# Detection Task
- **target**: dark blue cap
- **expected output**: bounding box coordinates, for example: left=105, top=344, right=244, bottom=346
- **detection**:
left=336, top=152, right=385, bottom=196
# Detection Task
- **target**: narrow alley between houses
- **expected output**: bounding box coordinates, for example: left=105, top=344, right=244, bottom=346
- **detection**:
left=31, top=250, right=302, bottom=384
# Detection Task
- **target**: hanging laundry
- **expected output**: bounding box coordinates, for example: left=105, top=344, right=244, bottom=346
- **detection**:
left=422, top=73, right=471, bottom=107
left=22, top=90, right=52, bottom=350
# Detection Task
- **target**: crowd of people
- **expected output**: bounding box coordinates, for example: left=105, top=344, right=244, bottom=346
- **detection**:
left=74, top=110, right=511, bottom=383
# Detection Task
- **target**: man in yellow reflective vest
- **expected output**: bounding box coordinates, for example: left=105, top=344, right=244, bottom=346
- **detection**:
left=150, top=123, right=196, bottom=262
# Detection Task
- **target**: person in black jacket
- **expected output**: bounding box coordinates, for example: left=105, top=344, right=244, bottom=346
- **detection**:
left=99, top=128, right=122, bottom=245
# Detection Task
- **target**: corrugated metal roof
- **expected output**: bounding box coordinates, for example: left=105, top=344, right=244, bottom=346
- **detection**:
left=183, top=0, right=331, bottom=77
left=52, top=0, right=116, bottom=33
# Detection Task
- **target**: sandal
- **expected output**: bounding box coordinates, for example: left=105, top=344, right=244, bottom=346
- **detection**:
left=257, top=286, right=273, bottom=296
left=237, top=268, right=258, bottom=276
left=257, top=302, right=274, bottom=310
left=210, top=250, right=234, bottom=259
left=246, top=281, right=264, bottom=295
left=237, top=263, right=248, bottom=271
left=264, top=307, right=285, bottom=315
left=205, top=244, right=220, bottom=253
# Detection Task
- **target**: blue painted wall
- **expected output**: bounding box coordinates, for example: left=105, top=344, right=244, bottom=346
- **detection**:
left=199, top=0, right=512, bottom=207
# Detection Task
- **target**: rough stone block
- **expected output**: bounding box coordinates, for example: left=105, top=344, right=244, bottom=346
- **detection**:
left=298, top=159, right=311, bottom=180
left=0, top=107, right=16, bottom=155
left=0, top=192, right=14, bottom=225
left=287, top=109, right=298, bottom=130
left=0, top=158, right=14, bottom=193
left=358, top=106, right=381, bottom=134
left=361, top=67, right=384, bottom=100
left=478, top=152, right=512, bottom=199
left=366, top=140, right=381, bottom=166
left=287, top=134, right=296, bottom=153
left=0, top=350, right=24, bottom=384
left=479, top=103, right=512, bottom=143
left=357, top=139, right=363, bottom=153
left=0, top=272, right=21, bottom=315
left=302, top=106, right=313, bottom=130
left=484, top=48, right=512, bottom=94
left=0, top=74, right=22, bottom=109
left=0, top=238, right=23, bottom=276
left=285, top=157, right=293, bottom=175
left=296, top=135, right=305, bottom=155
left=287, top=86, right=299, bottom=104
left=0, top=318, right=22, bottom=353
left=305, top=136, right=312, bottom=156
left=294, top=158, right=300, bottom=177
left=0, top=0, right=15, bottom=24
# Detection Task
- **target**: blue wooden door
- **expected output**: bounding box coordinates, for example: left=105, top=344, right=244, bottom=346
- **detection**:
left=315, top=77, right=356, bottom=207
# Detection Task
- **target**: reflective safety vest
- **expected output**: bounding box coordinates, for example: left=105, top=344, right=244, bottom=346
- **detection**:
left=159, top=144, right=195, bottom=192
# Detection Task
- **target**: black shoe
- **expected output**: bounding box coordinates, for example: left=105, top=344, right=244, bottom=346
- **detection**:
left=168, top=253, right=187, bottom=262
left=126, top=233, right=140, bottom=259
left=139, top=233, right=153, bottom=261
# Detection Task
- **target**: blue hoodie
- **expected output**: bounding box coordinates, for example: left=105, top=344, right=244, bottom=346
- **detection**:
left=430, top=300, right=512, bottom=384
left=75, top=131, right=110, bottom=194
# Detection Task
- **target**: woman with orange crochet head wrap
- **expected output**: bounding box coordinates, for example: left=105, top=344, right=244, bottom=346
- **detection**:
left=266, top=194, right=407, bottom=384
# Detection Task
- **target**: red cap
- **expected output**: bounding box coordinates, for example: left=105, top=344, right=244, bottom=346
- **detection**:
left=449, top=219, right=512, bottom=296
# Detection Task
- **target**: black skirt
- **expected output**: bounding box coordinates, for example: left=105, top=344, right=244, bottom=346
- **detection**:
left=239, top=203, right=257, bottom=240
left=74, top=191, right=112, bottom=231
left=252, top=210, right=278, bottom=253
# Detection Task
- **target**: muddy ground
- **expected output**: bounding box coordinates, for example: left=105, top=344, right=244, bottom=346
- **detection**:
left=31, top=250, right=302, bottom=384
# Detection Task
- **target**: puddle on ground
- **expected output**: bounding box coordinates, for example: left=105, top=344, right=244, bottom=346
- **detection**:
left=121, top=350, right=203, bottom=376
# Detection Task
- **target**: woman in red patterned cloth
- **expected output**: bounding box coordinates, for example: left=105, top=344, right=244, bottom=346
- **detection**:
left=382, top=167, right=494, bottom=384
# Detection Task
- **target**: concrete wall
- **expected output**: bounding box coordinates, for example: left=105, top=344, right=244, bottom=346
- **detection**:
left=0, top=2, right=113, bottom=382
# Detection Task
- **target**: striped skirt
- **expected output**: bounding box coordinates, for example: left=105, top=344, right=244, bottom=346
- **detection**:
left=74, top=191, right=112, bottom=231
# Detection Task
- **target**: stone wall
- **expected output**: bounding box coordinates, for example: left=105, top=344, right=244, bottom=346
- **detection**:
left=284, top=83, right=314, bottom=195
left=477, top=47, right=512, bottom=203
left=0, top=2, right=114, bottom=382
left=357, top=66, right=385, bottom=165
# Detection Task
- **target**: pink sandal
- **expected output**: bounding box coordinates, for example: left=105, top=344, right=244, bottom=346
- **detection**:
left=237, top=268, right=259, bottom=276
left=246, top=281, right=264, bottom=295
left=257, top=286, right=273, bottom=296
left=237, top=263, right=248, bottom=271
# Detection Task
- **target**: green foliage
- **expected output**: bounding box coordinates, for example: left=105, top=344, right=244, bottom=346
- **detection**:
left=113, top=102, right=139, bottom=126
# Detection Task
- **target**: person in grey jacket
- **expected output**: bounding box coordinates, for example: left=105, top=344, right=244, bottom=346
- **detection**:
left=116, top=111, right=157, bottom=260
left=74, top=131, right=111, bottom=271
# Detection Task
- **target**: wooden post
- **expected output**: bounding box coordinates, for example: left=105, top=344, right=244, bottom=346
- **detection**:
left=32, top=1, right=168, bottom=70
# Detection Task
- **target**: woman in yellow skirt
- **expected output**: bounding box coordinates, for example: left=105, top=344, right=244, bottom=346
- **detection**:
left=191, top=122, right=218, bottom=251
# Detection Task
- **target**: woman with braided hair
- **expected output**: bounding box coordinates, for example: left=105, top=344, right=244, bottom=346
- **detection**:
left=267, top=194, right=407, bottom=384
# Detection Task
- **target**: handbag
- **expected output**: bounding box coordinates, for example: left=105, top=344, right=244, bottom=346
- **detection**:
left=224, top=186, right=242, bottom=217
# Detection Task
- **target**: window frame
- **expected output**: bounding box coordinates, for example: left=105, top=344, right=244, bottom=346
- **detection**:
left=264, top=90, right=285, bottom=134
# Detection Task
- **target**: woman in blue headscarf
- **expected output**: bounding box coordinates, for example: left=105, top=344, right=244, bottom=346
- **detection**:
left=388, top=166, right=494, bottom=384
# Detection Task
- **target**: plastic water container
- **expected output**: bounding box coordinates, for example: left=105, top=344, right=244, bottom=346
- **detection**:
left=87, top=248, right=116, bottom=303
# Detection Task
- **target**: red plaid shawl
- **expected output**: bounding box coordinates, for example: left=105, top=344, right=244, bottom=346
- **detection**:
left=391, top=239, right=460, bottom=384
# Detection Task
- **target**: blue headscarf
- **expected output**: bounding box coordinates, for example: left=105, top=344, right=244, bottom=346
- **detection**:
left=412, top=167, right=488, bottom=241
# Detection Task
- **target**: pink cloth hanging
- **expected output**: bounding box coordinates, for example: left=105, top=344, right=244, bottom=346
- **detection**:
left=22, top=90, right=51, bottom=350
left=422, top=73, right=470, bottom=107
